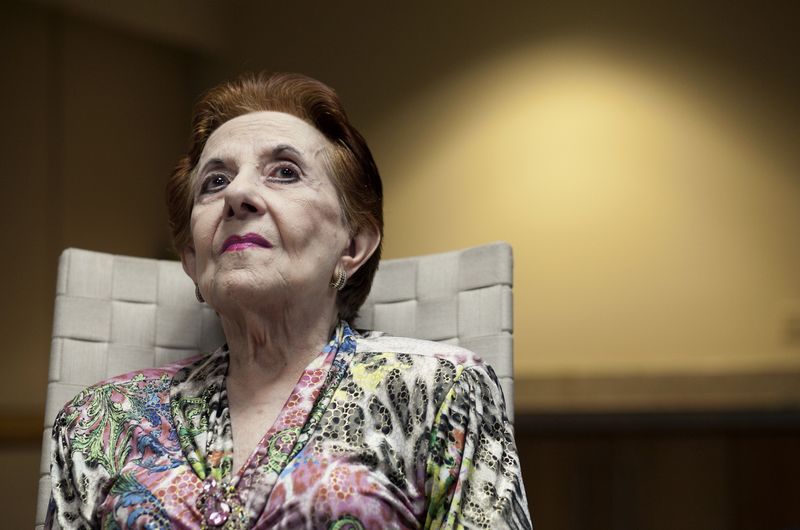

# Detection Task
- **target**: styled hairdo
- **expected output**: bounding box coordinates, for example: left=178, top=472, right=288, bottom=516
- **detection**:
left=166, top=72, right=383, bottom=322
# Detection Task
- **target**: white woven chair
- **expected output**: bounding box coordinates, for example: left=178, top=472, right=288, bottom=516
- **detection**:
left=35, top=242, right=514, bottom=528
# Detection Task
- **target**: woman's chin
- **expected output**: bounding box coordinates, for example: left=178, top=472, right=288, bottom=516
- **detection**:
left=206, top=270, right=283, bottom=307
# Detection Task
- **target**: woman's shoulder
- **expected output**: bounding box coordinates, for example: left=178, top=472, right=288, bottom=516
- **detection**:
left=55, top=353, right=206, bottom=421
left=350, top=331, right=508, bottom=420
left=354, top=331, right=484, bottom=370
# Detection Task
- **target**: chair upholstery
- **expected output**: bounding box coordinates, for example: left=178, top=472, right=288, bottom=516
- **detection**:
left=36, top=242, right=514, bottom=528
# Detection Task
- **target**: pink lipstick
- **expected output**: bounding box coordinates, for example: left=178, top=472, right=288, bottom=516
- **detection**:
left=221, top=233, right=272, bottom=253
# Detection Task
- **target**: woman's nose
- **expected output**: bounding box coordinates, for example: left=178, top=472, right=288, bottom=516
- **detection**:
left=223, top=170, right=267, bottom=219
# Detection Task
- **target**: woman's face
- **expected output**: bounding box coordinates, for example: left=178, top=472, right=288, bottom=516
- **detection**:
left=181, top=111, right=351, bottom=312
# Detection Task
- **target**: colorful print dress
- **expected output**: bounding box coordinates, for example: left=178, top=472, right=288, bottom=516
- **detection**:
left=47, top=322, right=532, bottom=529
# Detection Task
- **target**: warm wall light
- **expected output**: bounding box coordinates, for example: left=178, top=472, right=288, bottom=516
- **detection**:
left=373, top=38, right=800, bottom=401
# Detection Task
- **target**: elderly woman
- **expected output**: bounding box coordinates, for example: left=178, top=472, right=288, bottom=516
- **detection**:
left=46, top=73, right=532, bottom=529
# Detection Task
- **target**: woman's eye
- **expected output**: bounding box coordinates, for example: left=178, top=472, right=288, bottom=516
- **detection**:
left=200, top=174, right=230, bottom=194
left=269, top=163, right=300, bottom=182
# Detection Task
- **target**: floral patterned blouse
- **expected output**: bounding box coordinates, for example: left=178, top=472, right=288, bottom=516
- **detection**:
left=47, top=322, right=532, bottom=529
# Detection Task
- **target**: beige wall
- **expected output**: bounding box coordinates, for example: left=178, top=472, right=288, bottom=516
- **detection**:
left=372, top=40, right=800, bottom=380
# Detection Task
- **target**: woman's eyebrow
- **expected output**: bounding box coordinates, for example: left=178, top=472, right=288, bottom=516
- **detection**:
left=271, top=144, right=304, bottom=159
left=197, top=158, right=227, bottom=176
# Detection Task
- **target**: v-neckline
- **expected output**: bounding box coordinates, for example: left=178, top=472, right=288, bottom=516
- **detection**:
left=169, top=321, right=359, bottom=526
left=226, top=343, right=337, bottom=489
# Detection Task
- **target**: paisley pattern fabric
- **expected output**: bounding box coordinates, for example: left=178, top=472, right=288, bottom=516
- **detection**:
left=47, top=322, right=532, bottom=529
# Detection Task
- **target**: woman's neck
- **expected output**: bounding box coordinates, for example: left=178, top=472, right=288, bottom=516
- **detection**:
left=219, top=299, right=340, bottom=391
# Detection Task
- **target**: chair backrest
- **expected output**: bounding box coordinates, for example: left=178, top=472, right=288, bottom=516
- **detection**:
left=35, top=242, right=513, bottom=528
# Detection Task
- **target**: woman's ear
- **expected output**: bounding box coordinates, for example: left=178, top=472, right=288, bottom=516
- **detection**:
left=180, top=245, right=198, bottom=283
left=341, top=222, right=381, bottom=277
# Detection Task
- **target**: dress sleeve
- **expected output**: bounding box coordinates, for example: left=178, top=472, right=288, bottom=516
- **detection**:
left=424, top=363, right=532, bottom=529
left=46, top=396, right=111, bottom=529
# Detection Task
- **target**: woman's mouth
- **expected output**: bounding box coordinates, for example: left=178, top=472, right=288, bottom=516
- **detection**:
left=221, top=233, right=273, bottom=253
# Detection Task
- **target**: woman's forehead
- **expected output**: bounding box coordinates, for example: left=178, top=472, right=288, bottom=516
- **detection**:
left=201, top=111, right=329, bottom=161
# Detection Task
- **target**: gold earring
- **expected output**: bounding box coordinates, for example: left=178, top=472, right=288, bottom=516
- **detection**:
left=195, top=284, right=205, bottom=303
left=330, top=267, right=347, bottom=291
